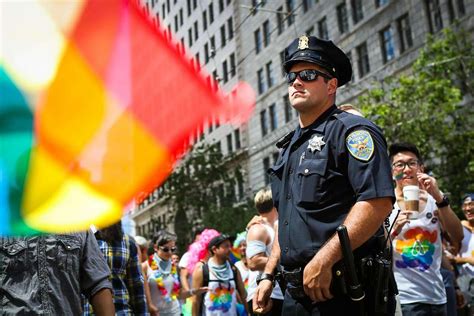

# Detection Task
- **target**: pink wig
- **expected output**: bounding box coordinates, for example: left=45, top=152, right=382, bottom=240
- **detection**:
left=186, top=228, right=220, bottom=273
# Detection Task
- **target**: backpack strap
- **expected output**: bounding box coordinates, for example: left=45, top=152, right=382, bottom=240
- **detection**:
left=202, top=262, right=210, bottom=287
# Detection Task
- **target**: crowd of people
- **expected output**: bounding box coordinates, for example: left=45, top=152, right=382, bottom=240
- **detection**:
left=1, top=35, right=472, bottom=316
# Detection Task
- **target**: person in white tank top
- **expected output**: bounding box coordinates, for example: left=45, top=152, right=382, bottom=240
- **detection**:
left=388, top=143, right=463, bottom=315
left=246, top=188, right=283, bottom=316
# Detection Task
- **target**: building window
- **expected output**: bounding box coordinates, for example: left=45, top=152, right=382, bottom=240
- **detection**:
left=397, top=14, right=413, bottom=53
left=257, top=68, right=265, bottom=94
left=194, top=21, right=199, bottom=41
left=263, top=20, right=271, bottom=47
left=266, top=61, right=274, bottom=88
left=306, top=26, right=314, bottom=36
left=283, top=96, right=293, bottom=122
left=318, top=17, right=329, bottom=40
left=210, top=36, right=216, bottom=57
left=302, top=0, right=313, bottom=13
left=337, top=3, right=349, bottom=34
left=251, top=0, right=258, bottom=15
left=279, top=50, right=285, bottom=68
left=277, top=6, right=285, bottom=35
left=286, top=0, right=295, bottom=26
left=179, top=8, right=183, bottom=26
left=351, top=0, right=364, bottom=24
left=425, top=0, right=443, bottom=33
left=222, top=60, right=229, bottom=83
left=254, top=28, right=262, bottom=54
left=174, top=15, right=179, bottom=33
left=234, top=129, right=241, bottom=149
left=263, top=157, right=270, bottom=185
left=269, top=103, right=277, bottom=131
left=356, top=42, right=370, bottom=78
left=188, top=28, right=193, bottom=47
left=230, top=53, right=236, bottom=77
left=380, top=26, right=395, bottom=63
left=193, top=0, right=197, bottom=10
left=227, top=134, right=233, bottom=153
left=212, top=69, right=219, bottom=82
left=162, top=3, right=166, bottom=19
left=219, top=0, right=225, bottom=12
left=203, top=11, right=208, bottom=31
left=457, top=0, right=466, bottom=16
left=204, top=43, right=210, bottom=63
left=260, top=109, right=268, bottom=136
left=220, top=25, right=227, bottom=47
left=375, top=0, right=389, bottom=8
left=187, top=0, right=191, bottom=16
left=227, top=17, right=234, bottom=40
left=209, top=2, right=214, bottom=24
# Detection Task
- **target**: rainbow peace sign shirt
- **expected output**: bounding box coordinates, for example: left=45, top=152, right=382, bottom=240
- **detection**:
left=203, top=262, right=237, bottom=316
left=389, top=194, right=446, bottom=305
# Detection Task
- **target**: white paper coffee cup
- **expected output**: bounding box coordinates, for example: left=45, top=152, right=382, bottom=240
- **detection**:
left=403, top=185, right=420, bottom=219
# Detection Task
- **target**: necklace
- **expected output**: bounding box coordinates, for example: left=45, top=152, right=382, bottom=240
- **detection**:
left=149, top=254, right=180, bottom=302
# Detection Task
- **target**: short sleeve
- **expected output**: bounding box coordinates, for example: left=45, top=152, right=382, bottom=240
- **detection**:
left=79, top=230, right=113, bottom=298
left=179, top=252, right=189, bottom=268
left=344, top=126, right=395, bottom=203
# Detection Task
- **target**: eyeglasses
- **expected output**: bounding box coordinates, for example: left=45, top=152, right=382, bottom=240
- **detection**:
left=286, top=69, right=332, bottom=85
left=392, top=160, right=420, bottom=170
left=159, top=246, right=177, bottom=253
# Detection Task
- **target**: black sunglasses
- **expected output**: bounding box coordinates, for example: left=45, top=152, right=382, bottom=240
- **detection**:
left=286, top=69, right=332, bottom=84
left=159, top=246, right=177, bottom=253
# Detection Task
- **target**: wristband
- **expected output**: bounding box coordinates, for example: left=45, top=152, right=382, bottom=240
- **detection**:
left=436, top=195, right=450, bottom=208
left=256, top=272, right=275, bottom=286
left=189, top=289, right=194, bottom=295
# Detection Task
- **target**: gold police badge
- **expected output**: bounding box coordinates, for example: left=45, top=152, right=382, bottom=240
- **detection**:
left=298, top=35, right=309, bottom=50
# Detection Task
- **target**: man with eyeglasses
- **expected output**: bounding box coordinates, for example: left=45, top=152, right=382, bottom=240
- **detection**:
left=253, top=35, right=396, bottom=315
left=387, top=142, right=463, bottom=315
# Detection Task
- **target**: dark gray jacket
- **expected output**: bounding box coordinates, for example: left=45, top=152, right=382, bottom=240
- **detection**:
left=0, top=230, right=112, bottom=315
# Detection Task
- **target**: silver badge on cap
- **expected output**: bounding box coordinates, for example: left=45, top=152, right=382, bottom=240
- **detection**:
left=298, top=35, right=309, bottom=50
left=308, top=134, right=325, bottom=153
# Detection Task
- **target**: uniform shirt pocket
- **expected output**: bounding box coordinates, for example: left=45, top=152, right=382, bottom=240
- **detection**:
left=296, top=158, right=328, bottom=207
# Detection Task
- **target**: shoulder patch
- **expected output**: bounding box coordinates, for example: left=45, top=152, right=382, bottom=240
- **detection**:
left=346, top=130, right=374, bottom=161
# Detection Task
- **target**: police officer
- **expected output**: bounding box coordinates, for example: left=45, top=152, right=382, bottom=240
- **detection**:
left=252, top=35, right=396, bottom=315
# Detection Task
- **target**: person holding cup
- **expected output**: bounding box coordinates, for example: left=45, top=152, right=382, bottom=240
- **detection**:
left=388, top=142, right=463, bottom=315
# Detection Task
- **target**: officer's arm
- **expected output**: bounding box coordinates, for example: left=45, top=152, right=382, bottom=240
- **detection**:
left=262, top=222, right=280, bottom=276
left=247, top=224, right=270, bottom=271
left=314, top=198, right=392, bottom=268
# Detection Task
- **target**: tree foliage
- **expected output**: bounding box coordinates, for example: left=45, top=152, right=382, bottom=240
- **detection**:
left=161, top=143, right=254, bottom=251
left=359, top=26, right=473, bottom=214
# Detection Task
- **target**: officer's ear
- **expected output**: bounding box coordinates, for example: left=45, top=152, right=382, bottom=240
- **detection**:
left=327, top=77, right=338, bottom=95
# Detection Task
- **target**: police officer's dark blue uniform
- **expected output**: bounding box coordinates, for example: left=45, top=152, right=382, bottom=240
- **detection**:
left=255, top=36, right=396, bottom=315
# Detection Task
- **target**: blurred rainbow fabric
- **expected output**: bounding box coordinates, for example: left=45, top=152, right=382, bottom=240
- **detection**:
left=0, top=0, right=255, bottom=235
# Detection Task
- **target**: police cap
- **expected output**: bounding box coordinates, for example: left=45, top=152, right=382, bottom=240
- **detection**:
left=283, top=35, right=352, bottom=87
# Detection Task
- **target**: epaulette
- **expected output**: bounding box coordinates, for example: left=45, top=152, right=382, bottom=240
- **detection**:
left=276, top=131, right=295, bottom=149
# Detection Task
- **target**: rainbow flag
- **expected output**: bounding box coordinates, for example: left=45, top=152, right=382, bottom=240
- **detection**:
left=0, top=0, right=255, bottom=235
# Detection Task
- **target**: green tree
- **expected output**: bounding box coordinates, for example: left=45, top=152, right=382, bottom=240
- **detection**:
left=359, top=26, right=474, bottom=214
left=162, top=143, right=254, bottom=251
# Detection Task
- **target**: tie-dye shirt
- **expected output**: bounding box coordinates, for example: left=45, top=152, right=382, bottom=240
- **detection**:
left=389, top=194, right=446, bottom=305
left=203, top=261, right=237, bottom=316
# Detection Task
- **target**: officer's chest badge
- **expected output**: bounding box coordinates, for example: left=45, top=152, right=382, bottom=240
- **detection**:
left=308, top=134, right=325, bottom=153
left=298, top=35, right=309, bottom=50
left=346, top=130, right=374, bottom=161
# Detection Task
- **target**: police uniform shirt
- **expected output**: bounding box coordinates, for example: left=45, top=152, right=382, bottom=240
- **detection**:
left=270, top=105, right=395, bottom=269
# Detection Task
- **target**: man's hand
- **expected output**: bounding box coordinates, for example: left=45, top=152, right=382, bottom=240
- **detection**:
left=417, top=172, right=442, bottom=201
left=303, top=254, right=334, bottom=302
left=391, top=211, right=412, bottom=238
left=253, top=279, right=273, bottom=314
left=246, top=215, right=268, bottom=230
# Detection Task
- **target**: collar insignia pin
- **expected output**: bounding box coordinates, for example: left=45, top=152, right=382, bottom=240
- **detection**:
left=308, top=135, right=325, bottom=153
left=298, top=35, right=309, bottom=50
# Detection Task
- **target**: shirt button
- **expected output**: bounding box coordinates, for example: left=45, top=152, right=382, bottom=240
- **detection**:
left=289, top=168, right=293, bottom=174
left=286, top=194, right=291, bottom=200
left=304, top=168, right=309, bottom=174
left=284, top=220, right=289, bottom=225
left=284, top=247, right=289, bottom=253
